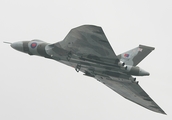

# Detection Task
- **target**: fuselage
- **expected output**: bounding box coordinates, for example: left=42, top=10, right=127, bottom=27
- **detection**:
left=10, top=40, right=150, bottom=78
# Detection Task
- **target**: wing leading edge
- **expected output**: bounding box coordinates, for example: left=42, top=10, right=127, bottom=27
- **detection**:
left=95, top=75, right=166, bottom=114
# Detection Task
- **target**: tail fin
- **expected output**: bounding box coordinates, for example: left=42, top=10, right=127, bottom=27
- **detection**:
left=118, top=45, right=155, bottom=66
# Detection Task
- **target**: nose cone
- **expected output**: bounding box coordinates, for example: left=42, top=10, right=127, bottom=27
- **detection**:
left=139, top=68, right=150, bottom=76
left=11, top=41, right=23, bottom=52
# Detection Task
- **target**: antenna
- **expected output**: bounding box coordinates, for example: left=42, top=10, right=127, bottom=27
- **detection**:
left=3, top=41, right=12, bottom=44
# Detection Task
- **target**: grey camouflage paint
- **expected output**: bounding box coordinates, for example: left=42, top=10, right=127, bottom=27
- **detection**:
left=7, top=25, right=166, bottom=115
left=118, top=45, right=155, bottom=66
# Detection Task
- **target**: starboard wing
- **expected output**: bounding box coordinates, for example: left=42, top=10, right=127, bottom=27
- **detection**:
left=95, top=75, right=166, bottom=114
left=55, top=25, right=119, bottom=64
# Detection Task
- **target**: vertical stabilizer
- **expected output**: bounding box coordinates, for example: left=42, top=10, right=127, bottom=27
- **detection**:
left=118, top=45, right=155, bottom=66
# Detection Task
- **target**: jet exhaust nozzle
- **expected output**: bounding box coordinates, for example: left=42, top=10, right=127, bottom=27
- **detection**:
left=118, top=61, right=125, bottom=67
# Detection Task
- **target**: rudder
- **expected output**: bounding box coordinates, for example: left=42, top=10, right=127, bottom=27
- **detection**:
left=118, top=45, right=155, bottom=66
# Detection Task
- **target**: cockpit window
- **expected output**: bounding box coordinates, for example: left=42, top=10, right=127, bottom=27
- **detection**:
left=31, top=39, right=43, bottom=42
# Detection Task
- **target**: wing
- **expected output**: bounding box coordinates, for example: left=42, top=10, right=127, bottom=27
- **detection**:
left=95, top=75, right=166, bottom=114
left=54, top=25, right=119, bottom=64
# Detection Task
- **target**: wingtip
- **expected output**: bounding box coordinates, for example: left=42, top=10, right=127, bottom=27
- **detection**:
left=162, top=111, right=167, bottom=115
left=158, top=109, right=167, bottom=115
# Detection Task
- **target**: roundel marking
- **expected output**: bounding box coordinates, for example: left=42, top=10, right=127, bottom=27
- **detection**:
left=124, top=53, right=129, bottom=58
left=31, top=42, right=37, bottom=48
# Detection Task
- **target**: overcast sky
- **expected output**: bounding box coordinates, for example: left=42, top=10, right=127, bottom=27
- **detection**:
left=1, top=0, right=172, bottom=120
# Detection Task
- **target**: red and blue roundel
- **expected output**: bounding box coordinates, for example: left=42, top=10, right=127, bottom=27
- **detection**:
left=31, top=42, right=37, bottom=48
left=124, top=53, right=129, bottom=57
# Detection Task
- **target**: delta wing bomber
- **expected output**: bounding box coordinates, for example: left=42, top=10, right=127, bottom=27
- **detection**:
left=4, top=25, right=166, bottom=114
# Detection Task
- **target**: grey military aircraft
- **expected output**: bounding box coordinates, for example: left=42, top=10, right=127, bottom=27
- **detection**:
left=4, top=25, right=166, bottom=114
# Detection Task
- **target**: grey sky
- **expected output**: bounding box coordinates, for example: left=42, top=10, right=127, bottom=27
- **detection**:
left=1, top=0, right=171, bottom=119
